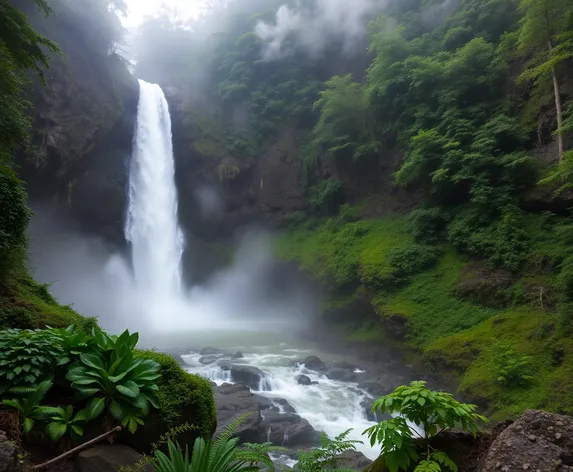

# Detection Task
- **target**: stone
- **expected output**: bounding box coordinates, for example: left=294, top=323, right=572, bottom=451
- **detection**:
left=335, top=451, right=371, bottom=470
left=199, top=355, right=218, bottom=365
left=230, top=365, right=267, bottom=390
left=200, top=347, right=222, bottom=355
left=482, top=410, right=573, bottom=472
left=296, top=375, right=312, bottom=386
left=214, top=383, right=262, bottom=443
left=0, top=431, right=21, bottom=472
left=325, top=367, right=356, bottom=382
left=74, top=445, right=153, bottom=472
left=303, top=355, right=326, bottom=371
left=260, top=412, right=319, bottom=447
left=232, top=352, right=244, bottom=359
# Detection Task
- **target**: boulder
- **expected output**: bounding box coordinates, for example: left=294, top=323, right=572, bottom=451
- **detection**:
left=325, top=367, right=356, bottom=382
left=482, top=410, right=573, bottom=472
left=303, top=355, right=326, bottom=371
left=261, top=412, right=319, bottom=447
left=232, top=352, right=244, bottom=359
left=230, top=365, right=267, bottom=390
left=74, top=445, right=153, bottom=472
left=199, top=355, right=218, bottom=365
left=201, top=347, right=222, bottom=355
left=296, top=375, right=312, bottom=386
left=0, top=431, right=21, bottom=472
left=273, top=398, right=296, bottom=413
left=335, top=450, right=372, bottom=470
left=214, top=383, right=262, bottom=443
left=256, top=396, right=295, bottom=414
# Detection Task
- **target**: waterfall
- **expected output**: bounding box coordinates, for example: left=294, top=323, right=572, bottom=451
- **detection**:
left=126, top=80, right=184, bottom=298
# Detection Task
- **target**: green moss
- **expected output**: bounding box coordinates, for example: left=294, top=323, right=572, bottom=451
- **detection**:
left=136, top=350, right=216, bottom=440
left=375, top=249, right=498, bottom=348
left=0, top=275, right=95, bottom=330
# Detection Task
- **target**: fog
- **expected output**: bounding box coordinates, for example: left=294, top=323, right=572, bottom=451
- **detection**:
left=255, top=0, right=384, bottom=60
left=28, top=205, right=317, bottom=343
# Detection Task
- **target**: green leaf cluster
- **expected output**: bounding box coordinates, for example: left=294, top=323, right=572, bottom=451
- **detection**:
left=365, top=381, right=487, bottom=472
left=492, top=343, right=534, bottom=388
left=295, top=429, right=362, bottom=472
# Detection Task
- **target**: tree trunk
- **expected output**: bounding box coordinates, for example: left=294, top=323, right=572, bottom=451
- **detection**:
left=548, top=40, right=565, bottom=163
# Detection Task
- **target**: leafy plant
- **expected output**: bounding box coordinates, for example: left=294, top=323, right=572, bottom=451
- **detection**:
left=152, top=417, right=278, bottom=472
left=0, top=328, right=64, bottom=394
left=42, top=405, right=88, bottom=442
left=492, top=343, right=534, bottom=388
left=364, top=381, right=487, bottom=472
left=295, top=429, right=362, bottom=472
left=308, top=179, right=344, bottom=216
left=67, top=330, right=160, bottom=433
left=2, top=380, right=53, bottom=434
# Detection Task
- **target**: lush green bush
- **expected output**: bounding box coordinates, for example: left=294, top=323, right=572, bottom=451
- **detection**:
left=409, top=208, right=447, bottom=245
left=0, top=326, right=162, bottom=441
left=492, top=343, right=534, bottom=388
left=295, top=429, right=362, bottom=472
left=365, top=381, right=487, bottom=472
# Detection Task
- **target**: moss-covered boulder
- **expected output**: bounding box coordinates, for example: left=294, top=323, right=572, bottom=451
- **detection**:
left=123, top=351, right=216, bottom=453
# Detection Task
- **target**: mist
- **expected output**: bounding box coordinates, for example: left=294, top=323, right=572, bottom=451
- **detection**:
left=255, top=0, right=383, bottom=60
left=27, top=205, right=317, bottom=344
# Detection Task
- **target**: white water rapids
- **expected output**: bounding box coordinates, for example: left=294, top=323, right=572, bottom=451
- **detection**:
left=182, top=345, right=383, bottom=460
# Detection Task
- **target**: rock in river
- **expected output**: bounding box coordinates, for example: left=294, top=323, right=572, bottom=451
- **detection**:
left=199, top=355, right=218, bottom=365
left=296, top=374, right=312, bottom=386
left=261, top=412, right=319, bottom=447
left=303, top=355, right=326, bottom=371
left=214, top=383, right=261, bottom=443
left=230, top=365, right=267, bottom=390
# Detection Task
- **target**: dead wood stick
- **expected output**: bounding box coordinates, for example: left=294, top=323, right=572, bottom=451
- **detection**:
left=32, top=425, right=122, bottom=470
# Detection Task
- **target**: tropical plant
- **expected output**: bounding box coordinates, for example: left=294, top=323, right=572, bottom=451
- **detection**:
left=295, top=429, right=362, bottom=472
left=67, top=330, right=160, bottom=433
left=2, top=380, right=53, bottom=434
left=0, top=328, right=65, bottom=395
left=364, top=381, right=487, bottom=472
left=42, top=405, right=89, bottom=442
left=152, top=417, right=279, bottom=472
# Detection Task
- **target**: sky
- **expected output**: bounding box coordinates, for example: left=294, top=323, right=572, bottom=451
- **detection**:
left=122, top=0, right=202, bottom=28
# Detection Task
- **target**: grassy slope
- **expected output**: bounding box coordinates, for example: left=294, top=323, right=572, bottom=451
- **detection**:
left=276, top=212, right=573, bottom=419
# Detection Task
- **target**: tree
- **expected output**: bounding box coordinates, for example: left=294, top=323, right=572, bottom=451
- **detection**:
left=518, top=0, right=573, bottom=162
left=0, top=0, right=59, bottom=278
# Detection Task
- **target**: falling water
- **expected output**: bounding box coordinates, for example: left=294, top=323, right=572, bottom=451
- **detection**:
left=126, top=80, right=184, bottom=298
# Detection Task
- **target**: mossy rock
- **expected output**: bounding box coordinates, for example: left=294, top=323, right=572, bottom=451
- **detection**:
left=124, top=351, right=216, bottom=453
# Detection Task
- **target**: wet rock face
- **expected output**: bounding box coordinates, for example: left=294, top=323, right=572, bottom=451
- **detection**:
left=482, top=410, right=573, bottom=472
left=214, top=383, right=262, bottom=443
left=261, top=412, right=319, bottom=447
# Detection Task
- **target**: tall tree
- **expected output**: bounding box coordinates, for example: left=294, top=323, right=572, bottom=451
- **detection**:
left=518, top=0, right=573, bottom=162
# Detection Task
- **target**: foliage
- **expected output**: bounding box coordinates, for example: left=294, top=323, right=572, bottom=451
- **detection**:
left=308, top=179, right=344, bottom=216
left=311, top=75, right=380, bottom=163
left=365, top=381, right=486, bottom=472
left=67, top=330, right=160, bottom=433
left=2, top=380, right=52, bottom=434
left=295, top=429, right=362, bottom=472
left=152, top=417, right=277, bottom=472
left=408, top=208, right=446, bottom=245
left=0, top=328, right=65, bottom=394
left=492, top=343, right=534, bottom=388
left=42, top=405, right=88, bottom=442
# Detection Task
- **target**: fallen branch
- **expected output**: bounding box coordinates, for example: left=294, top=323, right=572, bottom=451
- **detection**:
left=32, top=425, right=122, bottom=470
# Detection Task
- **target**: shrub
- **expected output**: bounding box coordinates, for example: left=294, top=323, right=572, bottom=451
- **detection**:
left=338, top=204, right=358, bottom=224
left=385, top=245, right=441, bottom=285
left=0, top=328, right=65, bottom=394
left=364, top=381, right=486, bottom=472
left=295, top=429, right=362, bottom=472
left=409, top=208, right=446, bottom=244
left=492, top=343, right=534, bottom=388
left=67, top=330, right=161, bottom=433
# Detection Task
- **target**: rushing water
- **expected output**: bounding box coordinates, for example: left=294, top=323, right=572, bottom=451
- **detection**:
left=181, top=343, right=383, bottom=460
left=126, top=80, right=185, bottom=298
